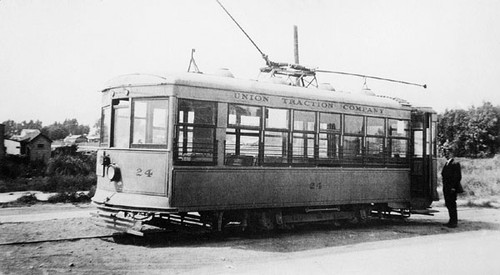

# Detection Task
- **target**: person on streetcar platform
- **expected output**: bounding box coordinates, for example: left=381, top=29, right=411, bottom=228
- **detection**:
left=441, top=148, right=464, bottom=228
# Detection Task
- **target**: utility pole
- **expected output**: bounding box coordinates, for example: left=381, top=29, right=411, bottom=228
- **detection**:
left=294, top=25, right=299, bottom=64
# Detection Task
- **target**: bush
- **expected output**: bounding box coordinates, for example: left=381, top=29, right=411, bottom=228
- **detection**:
left=45, top=174, right=97, bottom=193
left=0, top=174, right=97, bottom=194
left=0, top=146, right=97, bottom=205
left=46, top=154, right=95, bottom=176
left=47, top=191, right=92, bottom=203
left=52, top=144, right=78, bottom=156
left=0, top=177, right=38, bottom=193
left=0, top=155, right=30, bottom=179
left=16, top=193, right=38, bottom=205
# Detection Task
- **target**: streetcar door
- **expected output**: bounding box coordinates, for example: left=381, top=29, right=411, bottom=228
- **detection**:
left=410, top=111, right=438, bottom=208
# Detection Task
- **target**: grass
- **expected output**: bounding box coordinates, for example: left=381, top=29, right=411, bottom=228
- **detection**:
left=437, top=154, right=500, bottom=208
left=0, top=175, right=96, bottom=194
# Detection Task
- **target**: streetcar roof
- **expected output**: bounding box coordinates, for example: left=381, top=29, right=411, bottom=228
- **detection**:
left=103, top=72, right=419, bottom=110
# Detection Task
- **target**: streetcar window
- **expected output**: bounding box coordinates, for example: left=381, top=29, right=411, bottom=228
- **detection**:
left=292, top=133, right=315, bottom=163
left=318, top=113, right=340, bottom=164
left=388, top=119, right=409, bottom=137
left=292, top=111, right=316, bottom=164
left=343, top=136, right=362, bottom=158
left=320, top=113, right=340, bottom=131
left=101, top=106, right=110, bottom=146
left=264, top=108, right=290, bottom=164
left=264, top=131, right=289, bottom=164
left=366, top=117, right=385, bottom=161
left=178, top=100, right=216, bottom=125
left=226, top=104, right=261, bottom=166
left=266, top=108, right=289, bottom=129
left=343, top=115, right=364, bottom=163
left=132, top=99, right=168, bottom=147
left=319, top=133, right=339, bottom=161
left=426, top=119, right=431, bottom=156
left=293, top=111, right=315, bottom=131
left=432, top=121, right=437, bottom=156
left=225, top=130, right=259, bottom=166
left=344, top=115, right=364, bottom=134
left=386, top=119, right=409, bottom=165
left=175, top=99, right=217, bottom=164
left=367, top=117, right=385, bottom=136
left=228, top=105, right=261, bottom=128
left=413, top=131, right=423, bottom=157
left=388, top=139, right=408, bottom=158
left=366, top=137, right=384, bottom=156
left=112, top=99, right=130, bottom=148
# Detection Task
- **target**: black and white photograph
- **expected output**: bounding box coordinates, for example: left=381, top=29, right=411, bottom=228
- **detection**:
left=1, top=1, right=500, bottom=274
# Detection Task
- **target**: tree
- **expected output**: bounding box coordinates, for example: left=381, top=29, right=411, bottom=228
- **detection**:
left=2, top=120, right=19, bottom=137
left=20, top=120, right=43, bottom=130
left=41, top=123, right=69, bottom=141
left=438, top=102, right=500, bottom=157
left=92, top=118, right=101, bottom=136
left=62, top=119, right=89, bottom=135
left=466, top=102, right=500, bottom=157
left=41, top=119, right=90, bottom=140
left=438, top=108, right=469, bottom=156
left=1, top=119, right=42, bottom=137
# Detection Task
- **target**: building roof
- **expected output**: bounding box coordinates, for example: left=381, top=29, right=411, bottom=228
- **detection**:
left=12, top=129, right=40, bottom=142
left=11, top=129, right=52, bottom=143
left=64, top=134, right=88, bottom=143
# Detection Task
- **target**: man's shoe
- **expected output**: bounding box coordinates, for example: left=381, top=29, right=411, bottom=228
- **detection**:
left=446, top=223, right=457, bottom=228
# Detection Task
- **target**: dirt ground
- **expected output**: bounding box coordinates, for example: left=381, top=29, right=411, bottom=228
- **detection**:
left=1, top=203, right=499, bottom=274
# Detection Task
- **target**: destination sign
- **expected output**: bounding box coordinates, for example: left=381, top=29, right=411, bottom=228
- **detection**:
left=233, top=92, right=385, bottom=115
left=111, top=88, right=129, bottom=98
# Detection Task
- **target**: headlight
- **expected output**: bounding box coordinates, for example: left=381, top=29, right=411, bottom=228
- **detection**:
left=107, top=165, right=121, bottom=181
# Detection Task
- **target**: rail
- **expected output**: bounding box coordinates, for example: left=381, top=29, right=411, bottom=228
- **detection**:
left=0, top=234, right=114, bottom=246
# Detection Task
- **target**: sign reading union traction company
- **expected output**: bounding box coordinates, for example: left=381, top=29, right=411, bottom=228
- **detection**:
left=233, top=92, right=385, bottom=115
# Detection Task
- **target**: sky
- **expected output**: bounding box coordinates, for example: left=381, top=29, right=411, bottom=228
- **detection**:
left=1, top=0, right=499, bottom=127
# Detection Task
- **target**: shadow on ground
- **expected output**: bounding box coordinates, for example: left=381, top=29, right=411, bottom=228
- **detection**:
left=107, top=216, right=500, bottom=253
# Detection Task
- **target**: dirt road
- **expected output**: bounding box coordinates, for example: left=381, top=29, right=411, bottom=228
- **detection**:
left=1, top=203, right=499, bottom=274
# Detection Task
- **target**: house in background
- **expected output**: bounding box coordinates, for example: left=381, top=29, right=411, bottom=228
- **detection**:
left=9, top=129, right=52, bottom=163
left=5, top=139, right=21, bottom=155
left=63, top=134, right=88, bottom=145
left=86, top=134, right=100, bottom=143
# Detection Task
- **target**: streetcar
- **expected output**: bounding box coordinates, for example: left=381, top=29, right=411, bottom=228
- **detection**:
left=91, top=70, right=439, bottom=236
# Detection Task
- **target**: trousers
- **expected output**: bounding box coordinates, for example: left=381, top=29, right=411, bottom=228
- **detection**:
left=444, top=192, right=457, bottom=224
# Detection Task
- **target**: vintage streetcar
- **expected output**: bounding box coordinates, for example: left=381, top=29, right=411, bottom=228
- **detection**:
left=91, top=70, right=439, bottom=236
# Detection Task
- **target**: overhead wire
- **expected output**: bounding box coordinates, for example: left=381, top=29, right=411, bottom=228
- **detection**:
left=315, top=69, right=427, bottom=89
left=215, top=0, right=427, bottom=90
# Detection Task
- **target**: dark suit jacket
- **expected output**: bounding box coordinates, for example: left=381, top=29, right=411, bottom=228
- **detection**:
left=441, top=159, right=463, bottom=196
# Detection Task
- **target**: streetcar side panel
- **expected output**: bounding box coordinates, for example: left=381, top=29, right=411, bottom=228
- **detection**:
left=171, top=167, right=410, bottom=211
left=96, top=150, right=168, bottom=195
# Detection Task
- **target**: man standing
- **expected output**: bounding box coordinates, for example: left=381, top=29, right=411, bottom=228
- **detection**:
left=441, top=149, right=463, bottom=228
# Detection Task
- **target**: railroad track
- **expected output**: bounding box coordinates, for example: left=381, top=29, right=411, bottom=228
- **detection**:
left=0, top=224, right=215, bottom=247
left=0, top=234, right=115, bottom=246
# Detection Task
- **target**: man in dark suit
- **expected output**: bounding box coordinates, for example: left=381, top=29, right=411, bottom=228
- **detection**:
left=441, top=149, right=463, bottom=228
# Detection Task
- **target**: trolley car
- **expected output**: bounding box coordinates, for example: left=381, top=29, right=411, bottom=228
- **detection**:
left=91, top=71, right=439, bottom=236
